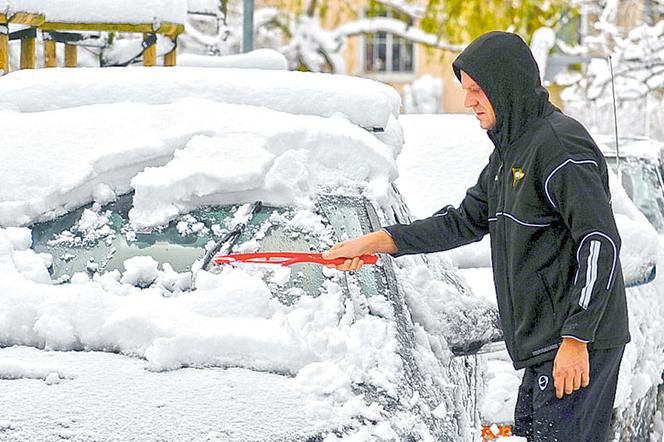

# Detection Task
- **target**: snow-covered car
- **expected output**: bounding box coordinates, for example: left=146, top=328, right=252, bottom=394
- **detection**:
left=596, top=135, right=664, bottom=234
left=396, top=114, right=664, bottom=441
left=0, top=68, right=501, bottom=441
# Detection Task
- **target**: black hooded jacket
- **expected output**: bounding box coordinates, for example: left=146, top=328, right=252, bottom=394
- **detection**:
left=385, top=32, right=630, bottom=369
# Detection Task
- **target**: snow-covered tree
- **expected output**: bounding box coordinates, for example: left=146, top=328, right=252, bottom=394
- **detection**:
left=559, top=0, right=664, bottom=139
left=403, top=74, right=443, bottom=113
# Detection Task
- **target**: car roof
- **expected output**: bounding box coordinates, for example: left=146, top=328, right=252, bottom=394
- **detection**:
left=594, top=134, right=664, bottom=162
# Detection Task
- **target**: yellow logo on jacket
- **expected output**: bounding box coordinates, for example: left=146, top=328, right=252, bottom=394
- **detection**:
left=512, top=167, right=525, bottom=187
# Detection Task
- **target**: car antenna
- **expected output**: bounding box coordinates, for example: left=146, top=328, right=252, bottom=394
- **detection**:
left=608, top=55, right=621, bottom=183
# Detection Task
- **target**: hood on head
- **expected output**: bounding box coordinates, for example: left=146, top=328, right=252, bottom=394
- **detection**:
left=452, top=31, right=554, bottom=148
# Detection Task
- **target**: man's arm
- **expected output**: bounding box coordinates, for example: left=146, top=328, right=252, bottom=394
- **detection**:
left=545, top=153, right=621, bottom=398
left=323, top=159, right=492, bottom=270
left=383, top=161, right=491, bottom=256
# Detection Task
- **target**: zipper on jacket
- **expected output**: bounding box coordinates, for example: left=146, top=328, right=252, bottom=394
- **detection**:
left=494, top=163, right=503, bottom=182
left=495, top=151, right=517, bottom=360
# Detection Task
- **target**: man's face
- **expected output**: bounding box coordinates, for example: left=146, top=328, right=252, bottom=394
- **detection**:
left=461, top=71, right=496, bottom=130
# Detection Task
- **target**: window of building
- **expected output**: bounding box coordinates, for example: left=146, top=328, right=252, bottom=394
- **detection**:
left=363, top=8, right=414, bottom=74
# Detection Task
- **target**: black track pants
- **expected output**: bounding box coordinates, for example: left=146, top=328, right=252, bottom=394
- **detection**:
left=512, top=346, right=625, bottom=442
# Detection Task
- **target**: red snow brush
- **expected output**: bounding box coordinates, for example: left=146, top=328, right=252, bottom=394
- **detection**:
left=212, top=252, right=378, bottom=267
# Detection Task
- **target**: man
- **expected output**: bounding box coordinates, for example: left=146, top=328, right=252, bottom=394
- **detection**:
left=323, top=31, right=629, bottom=441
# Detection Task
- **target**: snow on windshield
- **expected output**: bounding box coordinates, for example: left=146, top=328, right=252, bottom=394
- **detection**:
left=0, top=212, right=404, bottom=430
left=1, top=0, right=186, bottom=24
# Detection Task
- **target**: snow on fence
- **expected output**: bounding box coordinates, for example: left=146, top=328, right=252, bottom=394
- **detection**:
left=0, top=0, right=187, bottom=74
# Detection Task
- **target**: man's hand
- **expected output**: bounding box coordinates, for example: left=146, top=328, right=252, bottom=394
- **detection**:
left=553, top=337, right=590, bottom=399
left=322, top=230, right=397, bottom=271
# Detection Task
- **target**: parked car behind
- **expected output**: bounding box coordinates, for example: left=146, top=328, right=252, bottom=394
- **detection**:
left=595, top=135, right=664, bottom=234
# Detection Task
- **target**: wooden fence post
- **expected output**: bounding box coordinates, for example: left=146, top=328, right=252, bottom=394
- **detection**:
left=44, top=40, right=57, bottom=67
left=164, top=37, right=177, bottom=67
left=143, top=33, right=156, bottom=66
left=20, top=34, right=36, bottom=69
left=0, top=17, right=8, bottom=75
left=64, top=43, right=77, bottom=67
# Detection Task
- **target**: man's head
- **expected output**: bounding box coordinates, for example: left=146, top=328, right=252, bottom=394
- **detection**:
left=452, top=31, right=552, bottom=146
left=460, top=70, right=496, bottom=130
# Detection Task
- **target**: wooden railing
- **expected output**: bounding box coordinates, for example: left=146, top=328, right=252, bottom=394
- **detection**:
left=0, top=11, right=184, bottom=75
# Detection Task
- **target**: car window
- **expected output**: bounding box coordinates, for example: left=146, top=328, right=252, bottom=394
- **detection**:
left=31, top=193, right=390, bottom=304
left=31, top=193, right=239, bottom=281
left=607, top=157, right=664, bottom=232
left=229, top=207, right=335, bottom=304
left=318, top=195, right=390, bottom=300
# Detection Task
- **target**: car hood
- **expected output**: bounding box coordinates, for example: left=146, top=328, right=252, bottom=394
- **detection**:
left=0, top=346, right=350, bottom=441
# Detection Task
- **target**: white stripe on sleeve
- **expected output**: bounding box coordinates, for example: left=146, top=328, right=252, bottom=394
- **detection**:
left=579, top=240, right=601, bottom=309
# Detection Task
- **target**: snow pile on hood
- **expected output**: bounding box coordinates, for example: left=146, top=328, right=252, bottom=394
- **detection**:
left=1, top=0, right=186, bottom=24
left=178, top=49, right=288, bottom=71
left=0, top=357, right=74, bottom=383
left=0, top=98, right=400, bottom=228
left=0, top=67, right=401, bottom=130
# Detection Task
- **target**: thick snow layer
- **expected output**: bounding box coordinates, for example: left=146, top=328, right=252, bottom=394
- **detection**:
left=0, top=67, right=401, bottom=130
left=0, top=217, right=420, bottom=439
left=178, top=49, right=288, bottom=70
left=594, top=134, right=664, bottom=161
left=3, top=0, right=187, bottom=24
left=0, top=99, right=398, bottom=228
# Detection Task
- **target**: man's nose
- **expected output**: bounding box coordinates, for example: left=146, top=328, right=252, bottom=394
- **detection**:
left=463, top=92, right=477, bottom=109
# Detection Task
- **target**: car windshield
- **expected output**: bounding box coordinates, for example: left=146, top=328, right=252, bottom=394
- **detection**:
left=31, top=193, right=389, bottom=303
left=606, top=157, right=664, bottom=233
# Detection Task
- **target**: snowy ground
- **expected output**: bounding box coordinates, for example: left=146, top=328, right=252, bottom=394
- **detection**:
left=397, top=113, right=664, bottom=441
left=0, top=347, right=344, bottom=442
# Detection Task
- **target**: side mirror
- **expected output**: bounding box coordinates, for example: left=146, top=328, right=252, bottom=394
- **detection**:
left=625, top=263, right=656, bottom=288
left=445, top=305, right=505, bottom=357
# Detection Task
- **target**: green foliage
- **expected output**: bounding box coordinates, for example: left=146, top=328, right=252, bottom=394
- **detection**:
left=366, top=0, right=413, bottom=24
left=419, top=0, right=578, bottom=45
left=219, top=0, right=228, bottom=23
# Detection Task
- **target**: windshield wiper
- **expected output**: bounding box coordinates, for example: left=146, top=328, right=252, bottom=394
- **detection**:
left=200, top=201, right=263, bottom=271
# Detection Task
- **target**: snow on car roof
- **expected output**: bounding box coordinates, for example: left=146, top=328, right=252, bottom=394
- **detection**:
left=0, top=101, right=399, bottom=228
left=594, top=134, right=664, bottom=161
left=1, top=0, right=187, bottom=24
left=128, top=105, right=397, bottom=228
left=178, top=49, right=289, bottom=71
left=0, top=67, right=401, bottom=129
left=0, top=69, right=403, bottom=228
